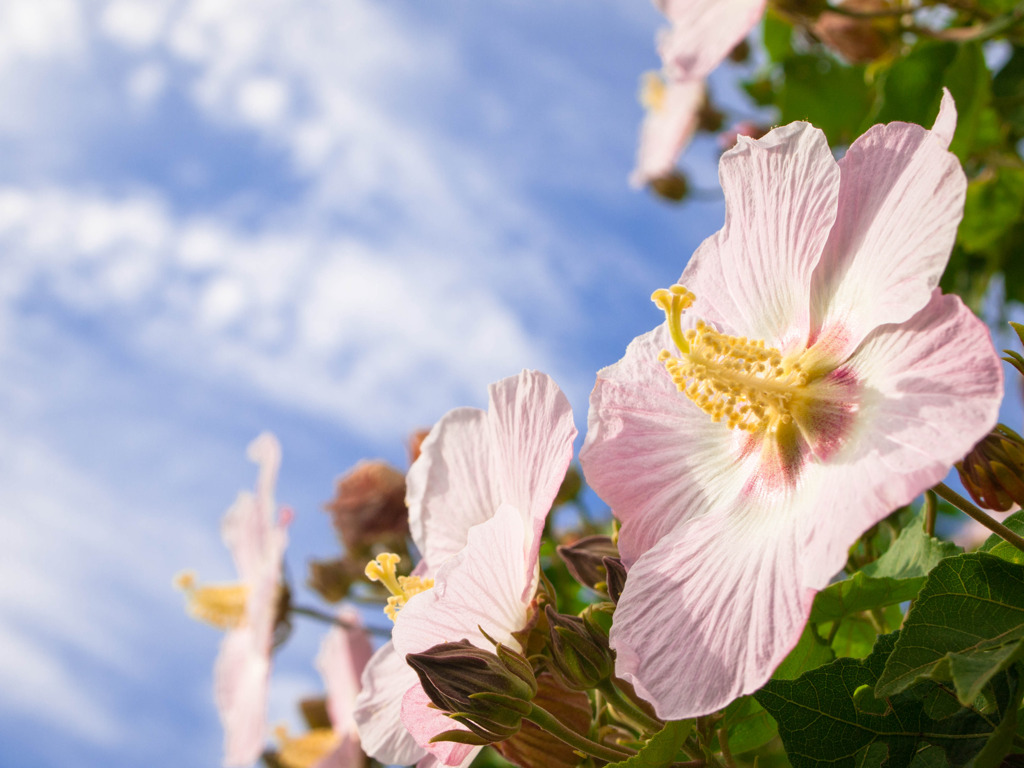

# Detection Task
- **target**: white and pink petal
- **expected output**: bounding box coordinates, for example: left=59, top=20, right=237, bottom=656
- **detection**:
left=682, top=122, right=840, bottom=349
left=353, top=643, right=426, bottom=767
left=809, top=92, right=965, bottom=361
left=655, top=0, right=767, bottom=81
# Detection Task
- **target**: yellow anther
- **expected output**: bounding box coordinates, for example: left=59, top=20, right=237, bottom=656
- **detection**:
left=175, top=570, right=249, bottom=630
left=639, top=72, right=667, bottom=112
left=365, top=553, right=434, bottom=622
left=653, top=285, right=811, bottom=434
left=274, top=725, right=339, bottom=768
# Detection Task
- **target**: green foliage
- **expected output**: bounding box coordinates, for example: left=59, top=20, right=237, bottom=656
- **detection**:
left=756, top=633, right=1022, bottom=768
left=876, top=553, right=1024, bottom=705
left=810, top=514, right=959, bottom=625
left=980, top=510, right=1024, bottom=565
left=603, top=720, right=693, bottom=768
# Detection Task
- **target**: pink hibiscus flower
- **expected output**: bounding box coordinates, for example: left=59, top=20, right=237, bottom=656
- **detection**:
left=275, top=611, right=374, bottom=768
left=353, top=370, right=576, bottom=767
left=177, top=433, right=292, bottom=766
left=633, top=0, right=765, bottom=186
left=582, top=92, right=1004, bottom=719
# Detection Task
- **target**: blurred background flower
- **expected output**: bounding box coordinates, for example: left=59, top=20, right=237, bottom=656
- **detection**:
left=0, top=1, right=741, bottom=766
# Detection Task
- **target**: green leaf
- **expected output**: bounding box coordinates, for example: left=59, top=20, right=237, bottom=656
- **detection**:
left=959, top=166, right=1024, bottom=254
left=602, top=719, right=693, bottom=768
left=763, top=9, right=794, bottom=62
left=874, top=42, right=957, bottom=127
left=943, top=43, right=992, bottom=162
left=979, top=510, right=1024, bottom=565
left=756, top=633, right=1021, bottom=768
left=876, top=553, right=1024, bottom=705
left=723, top=696, right=778, bottom=754
left=779, top=56, right=874, bottom=145
left=993, top=46, right=1024, bottom=137
left=810, top=514, right=959, bottom=624
left=775, top=622, right=836, bottom=680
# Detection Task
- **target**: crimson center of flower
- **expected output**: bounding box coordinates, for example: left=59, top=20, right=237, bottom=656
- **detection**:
left=653, top=284, right=814, bottom=435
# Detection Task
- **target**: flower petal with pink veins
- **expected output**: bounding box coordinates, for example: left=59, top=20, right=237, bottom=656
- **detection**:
left=407, top=370, right=576, bottom=579
left=353, top=643, right=426, bottom=766
left=402, top=685, right=482, bottom=768
left=655, top=0, right=767, bottom=81
left=611, top=506, right=817, bottom=719
left=581, top=324, right=746, bottom=566
left=683, top=122, right=840, bottom=349
left=393, top=504, right=533, bottom=660
left=631, top=78, right=704, bottom=187
left=809, top=91, right=965, bottom=362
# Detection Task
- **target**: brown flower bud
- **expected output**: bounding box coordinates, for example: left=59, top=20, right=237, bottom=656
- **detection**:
left=957, top=425, right=1024, bottom=512
left=556, top=536, right=619, bottom=594
left=407, top=428, right=431, bottom=465
left=811, top=0, right=898, bottom=64
left=603, top=557, right=627, bottom=605
left=324, top=460, right=409, bottom=553
left=650, top=172, right=689, bottom=203
left=407, top=640, right=537, bottom=744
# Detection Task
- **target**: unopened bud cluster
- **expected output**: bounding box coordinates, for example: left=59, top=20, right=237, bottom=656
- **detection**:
left=407, top=640, right=537, bottom=745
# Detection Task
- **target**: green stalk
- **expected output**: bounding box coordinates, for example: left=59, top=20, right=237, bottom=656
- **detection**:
left=525, top=703, right=635, bottom=763
left=599, top=681, right=665, bottom=735
left=933, top=483, right=1024, bottom=554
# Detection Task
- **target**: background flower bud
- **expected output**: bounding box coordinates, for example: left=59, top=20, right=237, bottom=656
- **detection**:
left=324, top=460, right=409, bottom=554
left=556, top=535, right=619, bottom=594
left=603, top=557, right=627, bottom=605
left=957, top=425, right=1024, bottom=512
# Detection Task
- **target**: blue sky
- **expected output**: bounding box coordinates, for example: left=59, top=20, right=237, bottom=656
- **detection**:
left=0, top=2, right=743, bottom=766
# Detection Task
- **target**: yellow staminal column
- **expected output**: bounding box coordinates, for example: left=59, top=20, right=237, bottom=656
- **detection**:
left=364, top=553, right=434, bottom=622
left=173, top=570, right=249, bottom=630
left=652, top=284, right=809, bottom=435
left=274, top=725, right=339, bottom=768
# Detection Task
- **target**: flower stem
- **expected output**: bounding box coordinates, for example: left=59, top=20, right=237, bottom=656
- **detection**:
left=526, top=703, right=635, bottom=763
left=933, top=482, right=1024, bottom=554
left=923, top=490, right=938, bottom=537
left=290, top=605, right=391, bottom=636
left=599, top=681, right=664, bottom=735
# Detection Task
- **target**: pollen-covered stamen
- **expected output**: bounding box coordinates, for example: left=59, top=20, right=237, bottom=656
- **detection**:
left=364, top=553, right=434, bottom=622
left=174, top=570, right=249, bottom=630
left=273, top=725, right=339, bottom=768
left=653, top=284, right=810, bottom=433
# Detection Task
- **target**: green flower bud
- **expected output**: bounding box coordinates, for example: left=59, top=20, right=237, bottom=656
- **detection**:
left=544, top=605, right=614, bottom=691
left=556, top=536, right=619, bottom=594
left=407, top=640, right=537, bottom=744
left=957, top=425, right=1024, bottom=512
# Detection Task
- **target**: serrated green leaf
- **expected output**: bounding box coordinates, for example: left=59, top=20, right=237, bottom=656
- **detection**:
left=756, top=633, right=1020, bottom=768
left=602, top=719, right=692, bottom=768
left=876, top=553, right=1024, bottom=705
left=810, top=513, right=959, bottom=624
